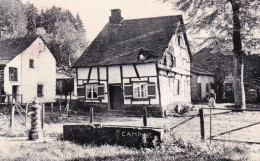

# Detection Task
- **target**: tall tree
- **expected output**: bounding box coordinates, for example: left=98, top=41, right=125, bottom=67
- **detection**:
left=37, top=7, right=88, bottom=66
left=25, top=3, right=38, bottom=35
left=0, top=0, right=27, bottom=39
left=166, top=0, right=260, bottom=109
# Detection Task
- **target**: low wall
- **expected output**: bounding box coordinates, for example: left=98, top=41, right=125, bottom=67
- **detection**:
left=70, top=101, right=163, bottom=117
left=123, top=104, right=163, bottom=117
left=71, top=101, right=108, bottom=112
left=63, top=124, right=163, bottom=148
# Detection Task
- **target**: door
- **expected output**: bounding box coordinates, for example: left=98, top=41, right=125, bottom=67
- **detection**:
left=197, top=83, right=202, bottom=101
left=109, top=85, right=123, bottom=111
left=12, top=85, right=18, bottom=101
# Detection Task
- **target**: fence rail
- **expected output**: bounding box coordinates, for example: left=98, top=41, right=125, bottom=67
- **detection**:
left=0, top=94, right=23, bottom=104
left=199, top=107, right=260, bottom=145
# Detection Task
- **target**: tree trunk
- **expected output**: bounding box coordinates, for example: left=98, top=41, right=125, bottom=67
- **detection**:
left=233, top=53, right=246, bottom=109
left=230, top=1, right=246, bottom=109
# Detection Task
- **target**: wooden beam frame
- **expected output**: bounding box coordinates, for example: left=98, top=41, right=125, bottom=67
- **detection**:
left=156, top=64, right=161, bottom=105
left=87, top=67, right=92, bottom=83
left=133, top=65, right=140, bottom=80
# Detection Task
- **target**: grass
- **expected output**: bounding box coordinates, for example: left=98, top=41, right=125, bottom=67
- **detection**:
left=0, top=134, right=248, bottom=161
left=1, top=103, right=260, bottom=160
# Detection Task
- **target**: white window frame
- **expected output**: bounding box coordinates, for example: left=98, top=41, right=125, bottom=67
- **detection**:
left=85, top=84, right=98, bottom=99
left=133, top=82, right=148, bottom=98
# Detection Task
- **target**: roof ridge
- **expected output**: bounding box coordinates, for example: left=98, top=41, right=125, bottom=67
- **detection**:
left=123, top=15, right=182, bottom=21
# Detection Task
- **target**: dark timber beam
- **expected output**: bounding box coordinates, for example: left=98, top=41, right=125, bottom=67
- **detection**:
left=87, top=67, right=92, bottom=83
left=133, top=65, right=140, bottom=80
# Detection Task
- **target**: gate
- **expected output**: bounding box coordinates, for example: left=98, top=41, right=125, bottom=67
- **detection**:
left=200, top=107, right=260, bottom=144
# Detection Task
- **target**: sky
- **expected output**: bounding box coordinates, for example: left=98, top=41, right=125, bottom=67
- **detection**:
left=23, top=0, right=178, bottom=42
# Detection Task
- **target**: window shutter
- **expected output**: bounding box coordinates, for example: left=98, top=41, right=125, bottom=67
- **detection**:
left=77, top=87, right=85, bottom=97
left=148, top=82, right=156, bottom=98
left=124, top=83, right=133, bottom=98
left=98, top=84, right=105, bottom=99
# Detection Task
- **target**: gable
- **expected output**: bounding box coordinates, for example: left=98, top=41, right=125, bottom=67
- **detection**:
left=0, top=36, right=56, bottom=66
left=159, top=28, right=191, bottom=73
left=0, top=36, right=38, bottom=63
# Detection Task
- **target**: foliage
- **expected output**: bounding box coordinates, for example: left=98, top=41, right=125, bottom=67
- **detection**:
left=164, top=0, right=260, bottom=54
left=0, top=0, right=27, bottom=39
left=25, top=3, right=38, bottom=35
left=38, top=6, right=88, bottom=66
left=0, top=1, right=88, bottom=67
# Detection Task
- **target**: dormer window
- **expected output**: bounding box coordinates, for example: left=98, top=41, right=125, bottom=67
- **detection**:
left=138, top=48, right=151, bottom=61
left=29, top=59, right=34, bottom=68
left=139, top=54, right=146, bottom=60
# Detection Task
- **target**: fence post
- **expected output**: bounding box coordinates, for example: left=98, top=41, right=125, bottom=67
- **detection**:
left=10, top=105, right=15, bottom=128
left=25, top=102, right=28, bottom=123
left=143, top=107, right=147, bottom=126
left=41, top=103, right=45, bottom=129
left=199, top=108, right=205, bottom=141
left=59, top=100, right=61, bottom=113
left=51, top=102, right=54, bottom=113
left=90, top=107, right=93, bottom=124
left=66, top=101, right=69, bottom=116
left=210, top=107, right=212, bottom=144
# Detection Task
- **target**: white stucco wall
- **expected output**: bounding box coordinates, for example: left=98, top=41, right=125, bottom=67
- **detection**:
left=4, top=37, right=56, bottom=103
left=158, top=31, right=192, bottom=109
left=76, top=63, right=160, bottom=105
left=197, top=75, right=214, bottom=100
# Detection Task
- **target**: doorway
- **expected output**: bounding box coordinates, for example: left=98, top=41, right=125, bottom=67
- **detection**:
left=12, top=85, right=18, bottom=101
left=109, top=84, right=123, bottom=111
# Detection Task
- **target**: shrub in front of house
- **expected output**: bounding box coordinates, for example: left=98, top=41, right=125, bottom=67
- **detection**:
left=164, top=103, right=193, bottom=116
left=70, top=100, right=108, bottom=113
left=123, top=105, right=163, bottom=117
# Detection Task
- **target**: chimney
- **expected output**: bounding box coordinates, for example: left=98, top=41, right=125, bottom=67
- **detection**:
left=109, top=9, right=123, bottom=24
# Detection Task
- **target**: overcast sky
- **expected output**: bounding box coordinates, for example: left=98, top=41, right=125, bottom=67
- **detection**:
left=24, top=0, right=178, bottom=41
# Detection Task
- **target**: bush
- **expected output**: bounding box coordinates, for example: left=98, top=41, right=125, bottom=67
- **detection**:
left=164, top=103, right=193, bottom=116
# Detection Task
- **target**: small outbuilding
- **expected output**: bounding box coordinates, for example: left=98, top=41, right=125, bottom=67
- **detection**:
left=190, top=66, right=215, bottom=103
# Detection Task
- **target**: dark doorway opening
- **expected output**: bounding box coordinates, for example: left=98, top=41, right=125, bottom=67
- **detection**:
left=12, top=85, right=18, bottom=101
left=109, top=84, right=123, bottom=111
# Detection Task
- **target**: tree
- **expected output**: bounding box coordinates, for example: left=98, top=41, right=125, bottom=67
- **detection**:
left=25, top=3, right=38, bottom=35
left=38, top=7, right=88, bottom=66
left=166, top=0, right=260, bottom=109
left=0, top=0, right=27, bottom=39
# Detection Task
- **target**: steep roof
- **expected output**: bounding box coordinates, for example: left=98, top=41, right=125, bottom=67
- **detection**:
left=191, top=66, right=214, bottom=76
left=0, top=35, right=39, bottom=65
left=74, top=15, right=191, bottom=67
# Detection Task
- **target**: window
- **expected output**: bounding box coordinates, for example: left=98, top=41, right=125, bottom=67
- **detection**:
left=86, top=84, right=98, bottom=99
left=29, top=59, right=34, bottom=68
left=9, top=67, right=17, bottom=81
left=166, top=52, right=173, bottom=67
left=206, top=83, right=210, bottom=92
left=177, top=35, right=181, bottom=46
left=172, top=56, right=176, bottom=67
left=133, top=82, right=148, bottom=98
left=173, top=79, right=180, bottom=95
left=37, top=84, right=43, bottom=97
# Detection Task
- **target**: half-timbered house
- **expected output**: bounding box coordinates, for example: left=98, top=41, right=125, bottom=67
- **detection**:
left=73, top=9, right=192, bottom=116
